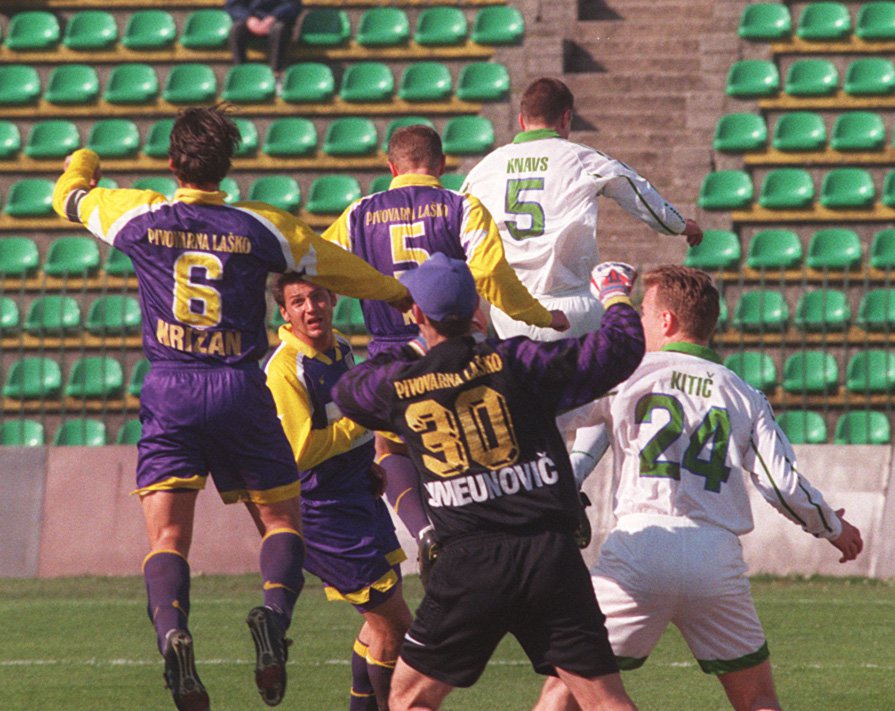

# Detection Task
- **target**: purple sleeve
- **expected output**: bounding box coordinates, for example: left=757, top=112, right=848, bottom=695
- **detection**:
left=499, top=302, right=645, bottom=413
left=332, top=355, right=403, bottom=432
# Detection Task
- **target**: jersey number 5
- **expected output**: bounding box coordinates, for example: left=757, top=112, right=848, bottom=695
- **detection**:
left=173, top=251, right=223, bottom=328
left=505, top=178, right=545, bottom=240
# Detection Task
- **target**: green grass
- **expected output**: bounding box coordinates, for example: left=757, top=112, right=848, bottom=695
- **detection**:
left=0, top=575, right=892, bottom=710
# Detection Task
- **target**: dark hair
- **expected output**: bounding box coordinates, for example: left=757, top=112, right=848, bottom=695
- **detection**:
left=387, top=125, right=444, bottom=173
left=643, top=265, right=720, bottom=341
left=520, top=78, right=574, bottom=126
left=428, top=316, right=473, bottom=339
left=169, top=105, right=241, bottom=186
left=272, top=271, right=312, bottom=308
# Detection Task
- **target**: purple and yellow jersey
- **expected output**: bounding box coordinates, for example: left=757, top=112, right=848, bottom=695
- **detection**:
left=53, top=149, right=409, bottom=366
left=265, top=324, right=374, bottom=498
left=322, top=174, right=552, bottom=347
left=333, top=302, right=645, bottom=541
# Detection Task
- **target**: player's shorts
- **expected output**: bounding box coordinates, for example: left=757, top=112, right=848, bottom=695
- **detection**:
left=593, top=513, right=769, bottom=675
left=400, top=529, right=618, bottom=688
left=135, top=363, right=299, bottom=504
left=491, top=288, right=604, bottom=342
left=302, top=494, right=407, bottom=613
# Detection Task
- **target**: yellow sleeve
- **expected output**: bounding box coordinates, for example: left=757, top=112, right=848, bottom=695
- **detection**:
left=462, top=195, right=553, bottom=328
left=320, top=203, right=355, bottom=250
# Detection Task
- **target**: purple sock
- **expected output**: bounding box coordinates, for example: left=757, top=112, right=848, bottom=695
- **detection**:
left=380, top=453, right=430, bottom=539
left=260, top=529, right=305, bottom=632
left=350, top=638, right=378, bottom=711
left=366, top=651, right=397, bottom=710
left=143, top=551, right=190, bottom=655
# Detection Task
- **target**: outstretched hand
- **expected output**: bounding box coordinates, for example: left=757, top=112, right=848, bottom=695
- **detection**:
left=549, top=310, right=570, bottom=332
left=831, top=508, right=863, bottom=563
left=62, top=153, right=101, bottom=189
left=683, top=219, right=703, bottom=247
left=591, top=262, right=637, bottom=306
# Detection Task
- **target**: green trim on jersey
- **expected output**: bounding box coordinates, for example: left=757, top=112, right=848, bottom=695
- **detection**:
left=615, top=655, right=647, bottom=671
left=661, top=342, right=722, bottom=364
left=698, top=641, right=770, bottom=675
left=512, top=128, right=562, bottom=144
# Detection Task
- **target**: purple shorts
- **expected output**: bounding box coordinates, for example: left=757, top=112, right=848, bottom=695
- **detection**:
left=135, top=363, right=299, bottom=504
left=367, top=337, right=411, bottom=359
left=302, top=494, right=406, bottom=612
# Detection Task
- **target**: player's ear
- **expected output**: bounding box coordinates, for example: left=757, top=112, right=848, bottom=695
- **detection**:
left=278, top=304, right=289, bottom=324
left=518, top=113, right=526, bottom=131
left=662, top=308, right=678, bottom=336
left=387, top=160, right=400, bottom=178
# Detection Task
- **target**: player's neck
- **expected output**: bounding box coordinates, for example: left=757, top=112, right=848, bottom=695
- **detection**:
left=178, top=180, right=221, bottom=192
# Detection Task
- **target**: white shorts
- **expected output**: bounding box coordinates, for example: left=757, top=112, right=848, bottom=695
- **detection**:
left=491, top=289, right=603, bottom=341
left=593, top=513, right=768, bottom=674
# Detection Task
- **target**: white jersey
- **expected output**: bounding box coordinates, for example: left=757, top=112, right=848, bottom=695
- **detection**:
left=461, top=130, right=686, bottom=298
left=561, top=343, right=842, bottom=539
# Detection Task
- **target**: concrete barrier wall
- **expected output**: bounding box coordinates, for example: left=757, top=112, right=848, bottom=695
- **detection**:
left=0, top=445, right=892, bottom=579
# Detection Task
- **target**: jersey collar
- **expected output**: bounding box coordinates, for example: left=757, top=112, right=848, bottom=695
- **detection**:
left=660, top=341, right=722, bottom=364
left=389, top=173, right=442, bottom=190
left=174, top=187, right=228, bottom=205
left=513, top=128, right=562, bottom=144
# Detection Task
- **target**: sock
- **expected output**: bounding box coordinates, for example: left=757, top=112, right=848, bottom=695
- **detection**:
left=366, top=650, right=398, bottom=710
left=143, top=550, right=190, bottom=655
left=379, top=453, right=430, bottom=539
left=569, top=424, right=610, bottom=489
left=260, top=528, right=305, bottom=632
left=350, top=638, right=378, bottom=711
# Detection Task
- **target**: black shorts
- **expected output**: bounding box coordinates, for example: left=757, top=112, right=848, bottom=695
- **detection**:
left=400, top=529, right=618, bottom=688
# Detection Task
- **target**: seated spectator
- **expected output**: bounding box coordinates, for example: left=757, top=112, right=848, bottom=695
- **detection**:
left=226, top=0, right=302, bottom=72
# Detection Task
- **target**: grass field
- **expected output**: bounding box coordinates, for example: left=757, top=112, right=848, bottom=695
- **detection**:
left=0, top=574, right=892, bottom=710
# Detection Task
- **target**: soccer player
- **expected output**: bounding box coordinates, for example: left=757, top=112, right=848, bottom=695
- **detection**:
left=535, top=265, right=864, bottom=711
left=331, top=253, right=645, bottom=711
left=52, top=106, right=410, bottom=711
left=322, top=124, right=569, bottom=565
left=265, top=272, right=413, bottom=710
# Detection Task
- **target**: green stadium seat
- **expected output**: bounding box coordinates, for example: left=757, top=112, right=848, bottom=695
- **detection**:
left=5, top=179, right=54, bottom=217
left=771, top=112, right=826, bottom=152
left=0, top=237, right=39, bottom=277
left=299, top=9, right=350, bottom=47
left=785, top=59, right=839, bottom=96
left=233, top=118, right=259, bottom=157
left=0, top=121, right=22, bottom=159
left=65, top=356, right=124, bottom=399
left=732, top=290, right=789, bottom=332
left=399, top=62, right=452, bottom=102
left=834, top=411, right=891, bottom=444
left=846, top=350, right=895, bottom=393
left=698, top=171, right=753, bottom=210
left=0, top=296, right=20, bottom=335
left=856, top=2, right=895, bottom=40
left=53, top=419, right=108, bottom=446
left=884, top=171, right=895, bottom=207
left=104, top=64, right=159, bottom=105
left=820, top=168, right=875, bottom=209
left=844, top=57, right=895, bottom=96
left=782, top=351, right=838, bottom=394
left=415, top=7, right=468, bottom=46
left=333, top=297, right=366, bottom=334
left=221, top=177, right=241, bottom=203
left=86, top=119, right=141, bottom=159
left=248, top=176, right=301, bottom=213
left=472, top=6, right=525, bottom=45
left=794, top=289, right=850, bottom=332
left=25, top=121, right=80, bottom=159
left=85, top=295, right=141, bottom=335
left=716, top=296, right=729, bottom=331
left=738, top=3, right=792, bottom=40
left=796, top=2, right=852, bottom=40
left=44, top=236, right=100, bottom=277
left=457, top=62, right=510, bottom=101
left=2, top=357, right=62, bottom=400
left=724, top=351, right=777, bottom=393
left=132, top=176, right=177, bottom=198
left=263, top=117, right=317, bottom=157
left=323, top=117, right=378, bottom=157
left=128, top=359, right=150, bottom=397
left=280, top=63, right=335, bottom=103
left=0, top=419, right=45, bottom=447
left=713, top=113, right=767, bottom=152
left=105, top=248, right=135, bottom=277
left=441, top=174, right=466, bottom=192
left=857, top=289, right=895, bottom=330
left=117, top=419, right=143, bottom=445
left=122, top=10, right=176, bottom=50
left=340, top=62, right=394, bottom=103
left=6, top=11, right=60, bottom=51
left=776, top=410, right=827, bottom=444
left=0, top=65, right=41, bottom=106
left=381, top=116, right=435, bottom=152
left=143, top=119, right=174, bottom=158
left=163, top=64, right=218, bottom=104
left=746, top=229, right=803, bottom=269
left=684, top=229, right=741, bottom=270
left=759, top=169, right=814, bottom=209
left=44, top=65, right=99, bottom=105
left=180, top=9, right=232, bottom=49
left=356, top=7, right=410, bottom=47
left=64, top=11, right=119, bottom=50
left=97, top=178, right=119, bottom=189
left=806, top=228, right=862, bottom=269
left=305, top=175, right=361, bottom=214
left=870, top=228, right=895, bottom=269
left=725, top=60, right=780, bottom=98
left=830, top=112, right=885, bottom=151
left=442, top=116, right=495, bottom=155
left=367, top=174, right=392, bottom=194
left=222, top=63, right=276, bottom=103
